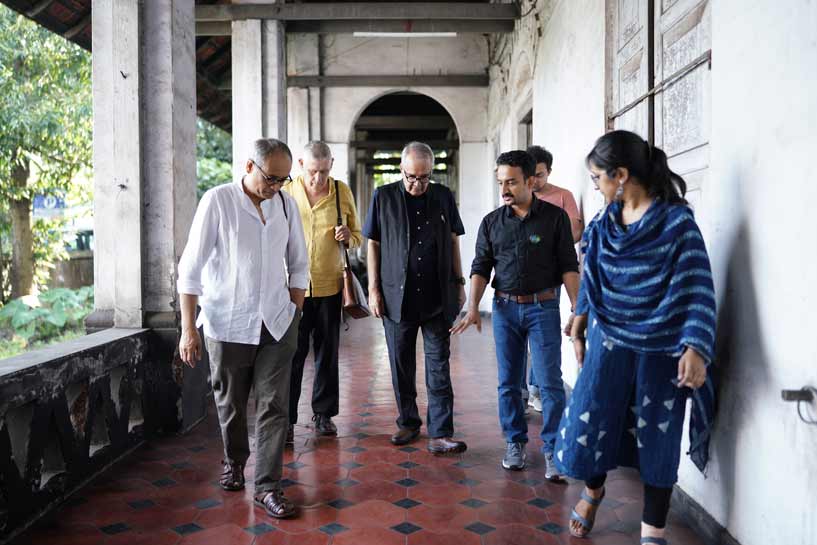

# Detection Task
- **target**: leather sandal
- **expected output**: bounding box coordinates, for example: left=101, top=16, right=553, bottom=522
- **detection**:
left=569, top=487, right=605, bottom=538
left=255, top=490, right=297, bottom=519
left=641, top=538, right=668, bottom=545
left=219, top=460, right=245, bottom=491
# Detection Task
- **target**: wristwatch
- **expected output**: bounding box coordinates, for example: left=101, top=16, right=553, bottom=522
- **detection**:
left=454, top=277, right=466, bottom=285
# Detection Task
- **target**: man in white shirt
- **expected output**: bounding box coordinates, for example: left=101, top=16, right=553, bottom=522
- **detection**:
left=177, top=138, right=308, bottom=519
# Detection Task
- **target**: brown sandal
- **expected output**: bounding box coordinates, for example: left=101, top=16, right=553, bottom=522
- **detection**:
left=219, top=461, right=245, bottom=491
left=255, top=490, right=297, bottom=519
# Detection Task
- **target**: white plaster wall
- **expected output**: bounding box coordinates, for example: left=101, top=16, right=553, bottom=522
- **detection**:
left=318, top=35, right=488, bottom=76
left=674, top=2, right=817, bottom=544
left=530, top=0, right=606, bottom=386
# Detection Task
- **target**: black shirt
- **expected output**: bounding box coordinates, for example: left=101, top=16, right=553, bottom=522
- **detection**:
left=470, top=196, right=578, bottom=294
left=402, top=192, right=442, bottom=320
left=363, top=182, right=465, bottom=323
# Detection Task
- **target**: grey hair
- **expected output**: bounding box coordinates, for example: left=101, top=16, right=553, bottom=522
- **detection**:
left=401, top=141, right=435, bottom=167
left=250, top=138, right=292, bottom=164
left=303, top=141, right=333, bottom=160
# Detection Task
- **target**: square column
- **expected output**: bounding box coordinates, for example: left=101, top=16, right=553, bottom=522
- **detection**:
left=90, top=0, right=203, bottom=432
left=231, top=18, right=287, bottom=174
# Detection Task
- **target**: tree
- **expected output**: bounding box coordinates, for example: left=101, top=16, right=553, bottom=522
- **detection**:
left=0, top=6, right=92, bottom=299
left=196, top=118, right=232, bottom=199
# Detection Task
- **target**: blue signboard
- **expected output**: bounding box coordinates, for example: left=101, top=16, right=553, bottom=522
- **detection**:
left=32, top=194, right=66, bottom=218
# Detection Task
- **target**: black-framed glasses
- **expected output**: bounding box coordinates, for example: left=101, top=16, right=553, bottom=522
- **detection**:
left=252, top=160, right=292, bottom=186
left=403, top=171, right=432, bottom=185
left=589, top=172, right=601, bottom=186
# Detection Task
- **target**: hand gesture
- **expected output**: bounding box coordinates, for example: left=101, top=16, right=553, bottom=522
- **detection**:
left=179, top=327, right=202, bottom=368
left=450, top=307, right=481, bottom=335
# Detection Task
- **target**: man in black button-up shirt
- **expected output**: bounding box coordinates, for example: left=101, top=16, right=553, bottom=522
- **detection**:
left=453, top=150, right=579, bottom=474
left=364, top=142, right=468, bottom=456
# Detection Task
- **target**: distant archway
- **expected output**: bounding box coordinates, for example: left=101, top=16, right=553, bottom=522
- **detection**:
left=348, top=92, right=461, bottom=233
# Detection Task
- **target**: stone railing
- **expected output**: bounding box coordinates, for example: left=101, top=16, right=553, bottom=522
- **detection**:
left=0, top=328, right=186, bottom=540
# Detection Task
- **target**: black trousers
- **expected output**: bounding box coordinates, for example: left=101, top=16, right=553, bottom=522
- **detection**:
left=383, top=313, right=454, bottom=438
left=586, top=473, right=673, bottom=528
left=288, top=292, right=342, bottom=425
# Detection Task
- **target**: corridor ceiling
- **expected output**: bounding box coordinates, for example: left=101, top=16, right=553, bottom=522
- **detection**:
left=0, top=1, right=517, bottom=133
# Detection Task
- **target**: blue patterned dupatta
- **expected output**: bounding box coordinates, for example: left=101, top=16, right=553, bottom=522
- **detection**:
left=575, top=199, right=717, bottom=473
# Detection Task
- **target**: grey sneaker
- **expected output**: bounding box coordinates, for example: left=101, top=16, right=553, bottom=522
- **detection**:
left=502, top=442, right=527, bottom=470
left=528, top=391, right=543, bottom=412
left=544, top=451, right=564, bottom=482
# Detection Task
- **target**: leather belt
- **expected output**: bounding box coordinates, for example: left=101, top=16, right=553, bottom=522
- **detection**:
left=495, top=289, right=556, bottom=304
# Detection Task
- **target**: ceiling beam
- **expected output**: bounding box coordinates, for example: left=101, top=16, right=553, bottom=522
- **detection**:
left=26, top=0, right=55, bottom=18
left=196, top=20, right=513, bottom=35
left=288, top=75, right=487, bottom=88
left=196, top=3, right=519, bottom=22
left=196, top=21, right=231, bottom=36
left=362, top=157, right=454, bottom=166
left=356, top=115, right=455, bottom=130
left=350, top=140, right=459, bottom=150
left=287, top=20, right=515, bottom=34
left=64, top=12, right=91, bottom=39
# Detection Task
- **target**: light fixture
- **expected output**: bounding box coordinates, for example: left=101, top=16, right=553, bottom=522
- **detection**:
left=353, top=32, right=458, bottom=38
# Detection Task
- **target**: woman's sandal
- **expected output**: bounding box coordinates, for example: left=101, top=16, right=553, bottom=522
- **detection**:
left=641, top=538, right=668, bottom=545
left=569, top=487, right=606, bottom=538
left=219, top=461, right=245, bottom=491
left=255, top=490, right=297, bottom=519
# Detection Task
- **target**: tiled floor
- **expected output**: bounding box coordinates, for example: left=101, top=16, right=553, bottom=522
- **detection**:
left=14, top=318, right=705, bottom=545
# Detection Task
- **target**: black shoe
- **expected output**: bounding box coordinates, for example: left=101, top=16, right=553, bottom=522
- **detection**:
left=286, top=424, right=294, bottom=445
left=312, top=414, right=337, bottom=436
left=427, top=437, right=467, bottom=455
left=390, top=427, right=420, bottom=446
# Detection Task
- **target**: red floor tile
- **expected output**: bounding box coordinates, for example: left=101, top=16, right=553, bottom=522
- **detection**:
left=10, top=318, right=707, bottom=545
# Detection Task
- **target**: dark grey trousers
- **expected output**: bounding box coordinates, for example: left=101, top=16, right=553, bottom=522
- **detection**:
left=205, top=314, right=300, bottom=495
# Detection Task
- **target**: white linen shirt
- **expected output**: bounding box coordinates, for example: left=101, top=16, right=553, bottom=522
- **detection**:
left=177, top=179, right=309, bottom=344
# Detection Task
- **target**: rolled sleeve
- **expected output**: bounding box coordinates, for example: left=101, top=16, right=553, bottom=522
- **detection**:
left=555, top=209, right=579, bottom=275
left=177, top=191, right=218, bottom=296
left=342, top=184, right=364, bottom=249
left=446, top=189, right=466, bottom=236
left=362, top=189, right=381, bottom=241
left=469, top=216, right=495, bottom=281
left=284, top=193, right=310, bottom=289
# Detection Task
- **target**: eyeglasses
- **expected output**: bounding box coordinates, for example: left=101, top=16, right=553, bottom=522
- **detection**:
left=252, top=160, right=292, bottom=186
left=403, top=171, right=432, bottom=185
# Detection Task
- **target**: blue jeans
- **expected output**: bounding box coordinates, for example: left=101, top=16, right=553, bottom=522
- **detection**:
left=493, top=296, right=564, bottom=452
left=525, top=287, right=560, bottom=394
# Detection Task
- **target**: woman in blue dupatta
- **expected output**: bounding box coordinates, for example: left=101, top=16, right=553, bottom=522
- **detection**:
left=555, top=131, right=716, bottom=545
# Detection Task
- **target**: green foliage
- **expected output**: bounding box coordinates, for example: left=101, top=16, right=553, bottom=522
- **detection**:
left=197, top=118, right=232, bottom=164
left=0, top=287, right=93, bottom=348
left=0, top=5, right=92, bottom=295
left=196, top=118, right=232, bottom=198
left=0, top=6, right=92, bottom=197
left=197, top=156, right=233, bottom=199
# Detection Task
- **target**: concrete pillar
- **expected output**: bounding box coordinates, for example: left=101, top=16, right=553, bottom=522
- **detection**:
left=231, top=18, right=287, bottom=174
left=91, top=0, right=142, bottom=329
left=90, top=0, right=204, bottom=433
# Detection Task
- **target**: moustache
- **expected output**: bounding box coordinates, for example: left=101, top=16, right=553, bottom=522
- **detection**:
left=502, top=194, right=513, bottom=198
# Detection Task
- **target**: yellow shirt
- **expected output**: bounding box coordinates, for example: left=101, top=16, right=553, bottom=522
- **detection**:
left=282, top=176, right=363, bottom=298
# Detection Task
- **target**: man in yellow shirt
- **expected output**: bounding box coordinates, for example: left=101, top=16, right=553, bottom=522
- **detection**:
left=282, top=142, right=363, bottom=440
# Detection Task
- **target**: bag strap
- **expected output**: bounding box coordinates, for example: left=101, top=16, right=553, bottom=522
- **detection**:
left=334, top=180, right=351, bottom=269
left=334, top=179, right=342, bottom=227
left=279, top=190, right=288, bottom=220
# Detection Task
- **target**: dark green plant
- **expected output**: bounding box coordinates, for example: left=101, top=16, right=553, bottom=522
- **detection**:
left=0, top=286, right=93, bottom=345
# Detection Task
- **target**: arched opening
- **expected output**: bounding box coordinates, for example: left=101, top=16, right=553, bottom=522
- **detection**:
left=349, top=92, right=461, bottom=233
